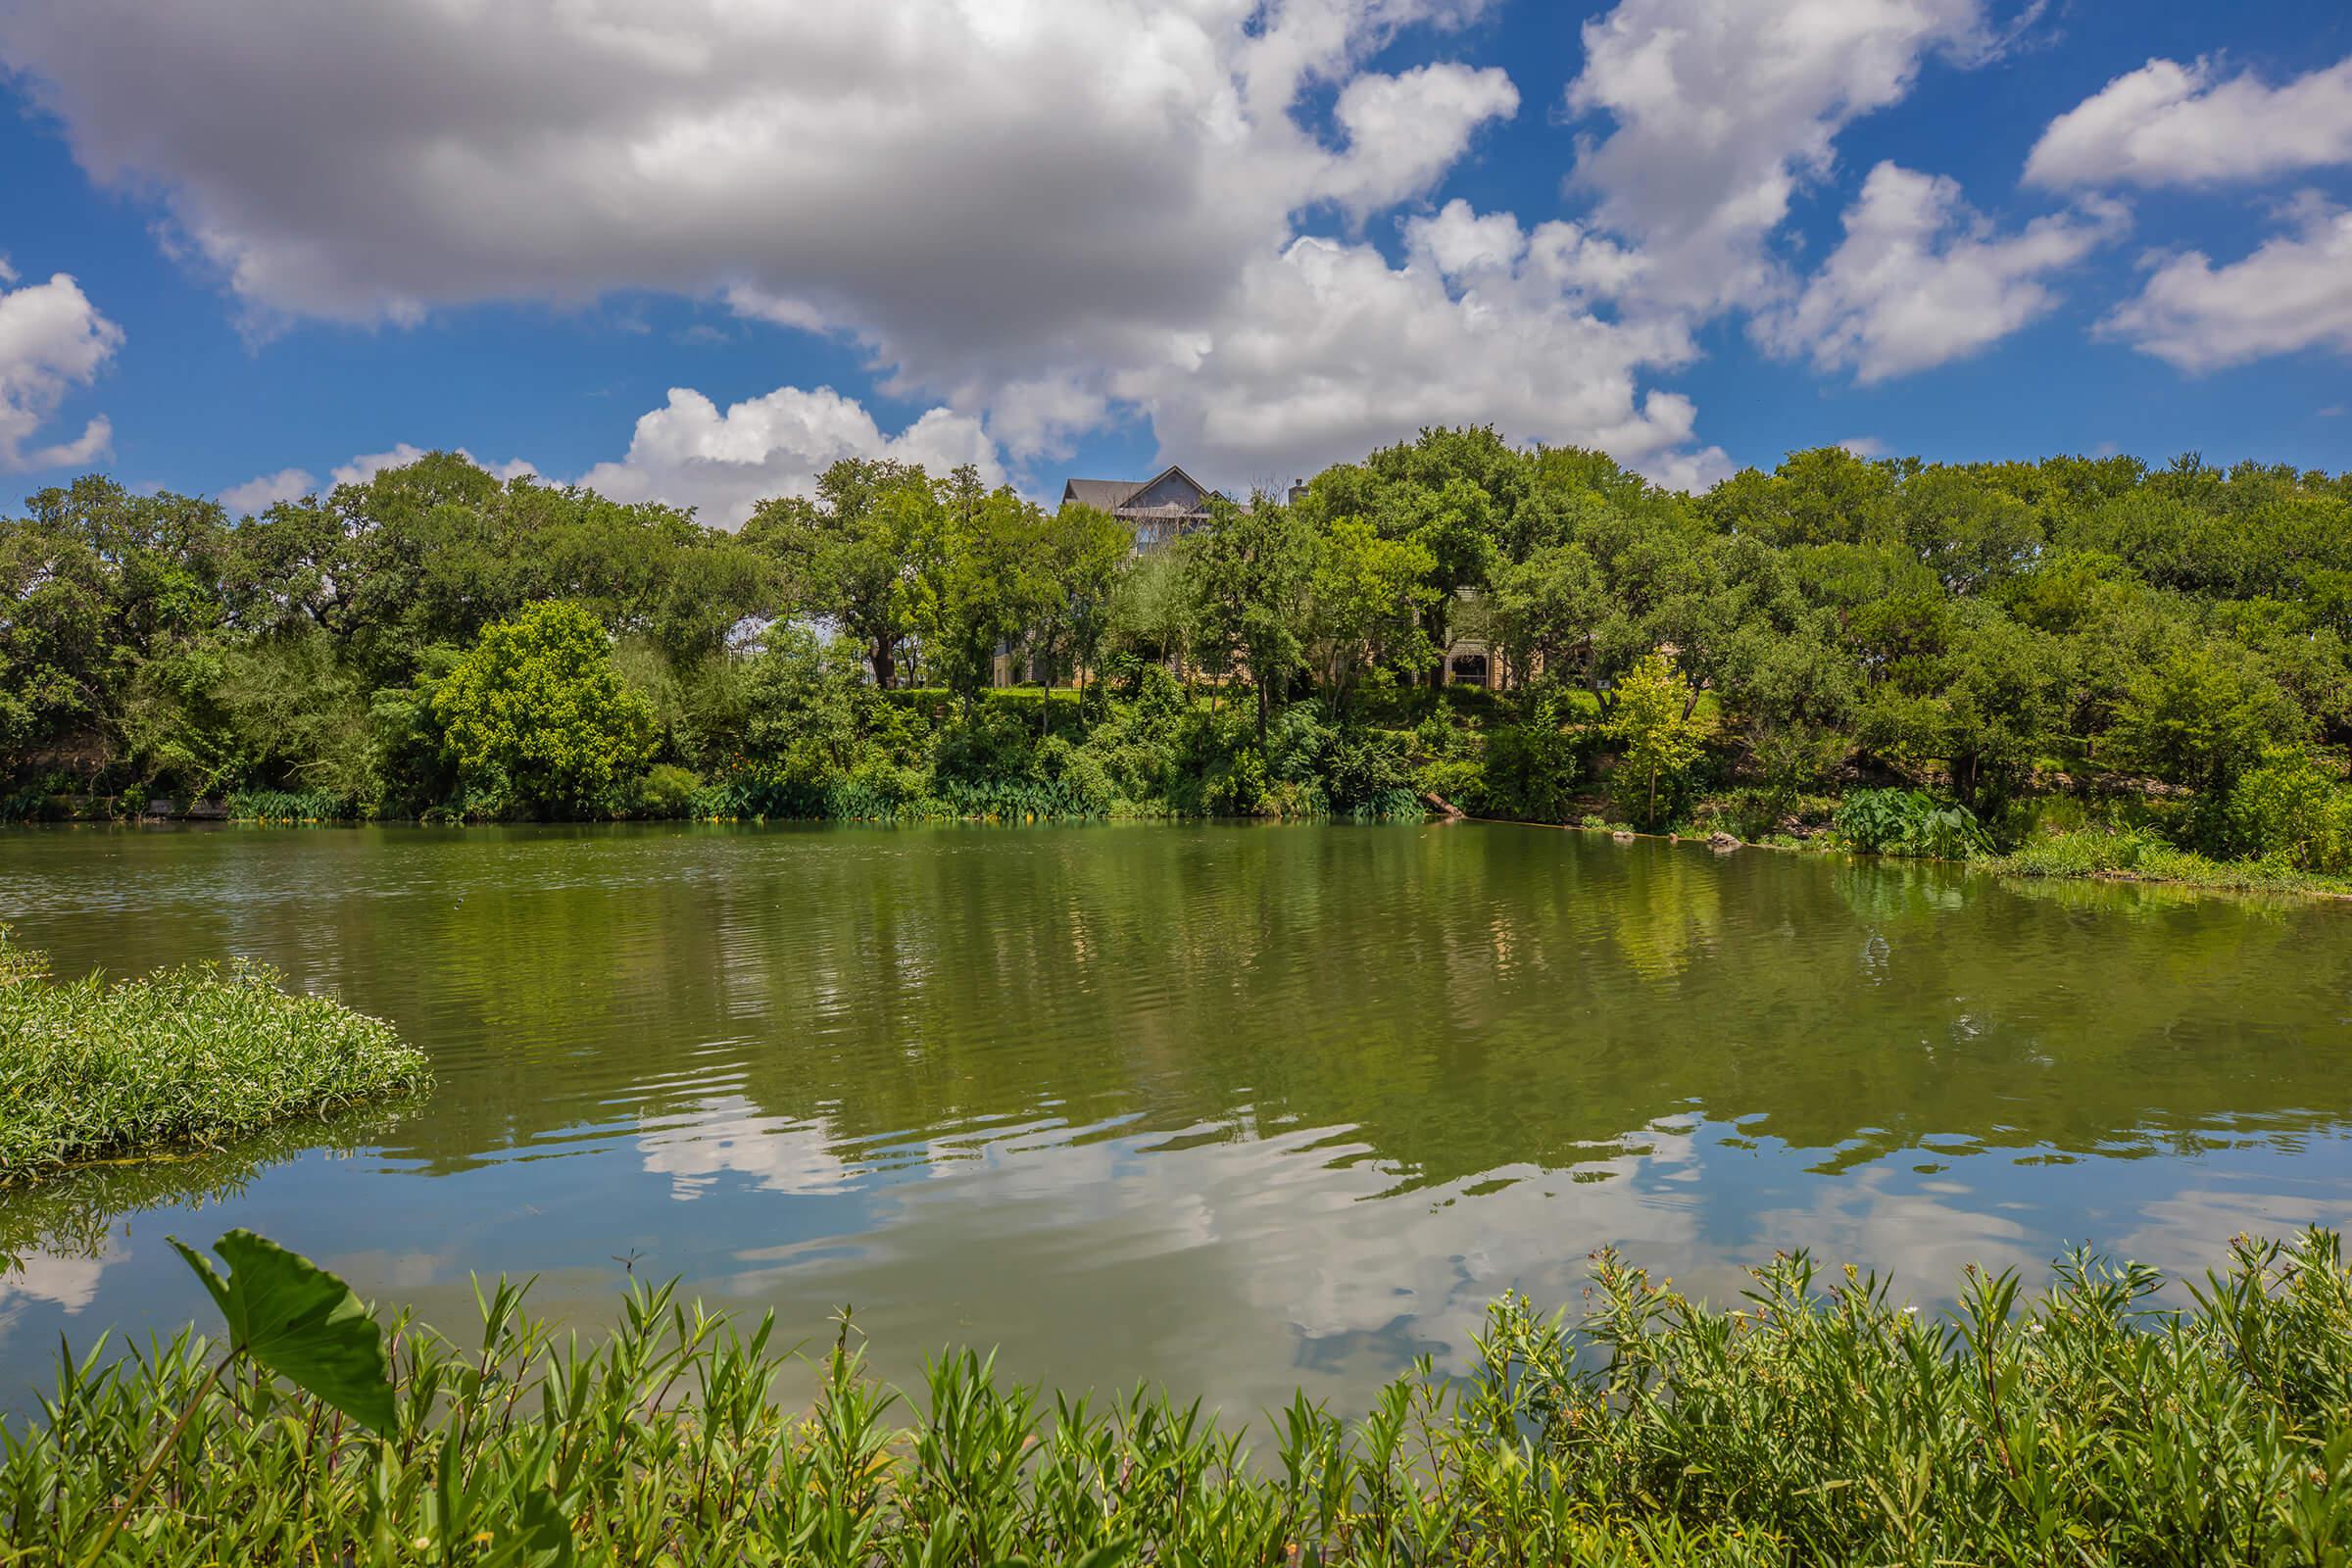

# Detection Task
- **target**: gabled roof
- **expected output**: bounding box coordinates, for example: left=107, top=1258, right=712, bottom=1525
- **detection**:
left=1062, top=477, right=1142, bottom=511
left=1060, top=465, right=1215, bottom=514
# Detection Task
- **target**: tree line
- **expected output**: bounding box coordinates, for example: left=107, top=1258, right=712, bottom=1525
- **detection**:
left=6, top=432, right=2351, bottom=867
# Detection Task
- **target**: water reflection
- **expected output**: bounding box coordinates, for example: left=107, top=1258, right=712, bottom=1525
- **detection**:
left=2, top=822, right=2349, bottom=1412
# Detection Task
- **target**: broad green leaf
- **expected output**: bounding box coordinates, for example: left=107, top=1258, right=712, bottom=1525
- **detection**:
left=169, top=1229, right=397, bottom=1435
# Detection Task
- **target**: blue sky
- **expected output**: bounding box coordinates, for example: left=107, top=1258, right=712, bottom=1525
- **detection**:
left=1, top=0, right=2346, bottom=524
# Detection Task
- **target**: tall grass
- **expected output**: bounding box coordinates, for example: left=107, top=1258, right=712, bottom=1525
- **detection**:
left=1980, top=827, right=2352, bottom=897
left=0, top=930, right=430, bottom=1185
left=5, top=1231, right=2347, bottom=1563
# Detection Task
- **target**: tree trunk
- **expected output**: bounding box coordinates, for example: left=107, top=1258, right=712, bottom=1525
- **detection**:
left=1647, top=766, right=1658, bottom=828
left=871, top=639, right=896, bottom=690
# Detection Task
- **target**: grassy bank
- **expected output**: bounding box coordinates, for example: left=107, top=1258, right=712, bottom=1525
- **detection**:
left=1976, top=826, right=2352, bottom=899
left=9, top=1229, right=2348, bottom=1565
left=0, top=931, right=430, bottom=1185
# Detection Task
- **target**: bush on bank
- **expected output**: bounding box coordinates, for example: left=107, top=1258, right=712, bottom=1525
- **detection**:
left=7, top=1228, right=2349, bottom=1565
left=0, top=930, right=430, bottom=1184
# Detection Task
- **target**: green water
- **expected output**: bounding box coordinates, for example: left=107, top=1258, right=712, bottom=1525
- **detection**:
left=2, top=821, right=2349, bottom=1412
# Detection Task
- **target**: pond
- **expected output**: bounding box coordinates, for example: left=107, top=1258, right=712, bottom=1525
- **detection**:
left=3, top=821, right=2350, bottom=1414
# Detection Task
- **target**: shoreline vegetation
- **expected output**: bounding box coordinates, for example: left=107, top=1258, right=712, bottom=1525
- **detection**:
left=11, top=432, right=2352, bottom=898
left=1518, top=816, right=2352, bottom=901
left=0, top=929, right=430, bottom=1186
left=8, top=1226, right=2347, bottom=1564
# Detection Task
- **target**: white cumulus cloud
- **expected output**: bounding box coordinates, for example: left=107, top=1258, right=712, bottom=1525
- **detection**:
left=2026, top=55, right=2352, bottom=189
left=1756, top=162, right=2125, bottom=383
left=1313, top=63, right=1520, bottom=217
left=1112, top=222, right=1725, bottom=490
left=1563, top=0, right=1991, bottom=312
left=218, top=466, right=317, bottom=513
left=0, top=0, right=1751, bottom=497
left=220, top=393, right=982, bottom=527
left=0, top=0, right=1492, bottom=394
left=2103, top=199, right=2352, bottom=371
left=578, top=385, right=1003, bottom=527
left=0, top=267, right=122, bottom=470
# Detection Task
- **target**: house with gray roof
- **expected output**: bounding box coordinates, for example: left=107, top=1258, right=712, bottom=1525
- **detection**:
left=1059, top=465, right=1218, bottom=549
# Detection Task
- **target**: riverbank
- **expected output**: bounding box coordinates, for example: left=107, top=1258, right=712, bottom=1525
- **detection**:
left=28, top=795, right=2352, bottom=906
left=1975, top=825, right=2352, bottom=898
left=1522, top=814, right=2352, bottom=901
left=0, top=931, right=429, bottom=1185
left=12, top=1227, right=2347, bottom=1565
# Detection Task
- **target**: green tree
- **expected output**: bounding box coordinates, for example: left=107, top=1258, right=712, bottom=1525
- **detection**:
left=1107, top=540, right=1200, bottom=685
left=1897, top=466, right=2042, bottom=595
left=2110, top=642, right=2303, bottom=796
left=743, top=459, right=929, bottom=687
left=431, top=601, right=653, bottom=817
left=1189, top=492, right=1315, bottom=751
left=913, top=466, right=1043, bottom=715
left=1490, top=541, right=1614, bottom=707
left=1307, top=515, right=1436, bottom=716
left=1023, top=503, right=1133, bottom=732
left=1855, top=610, right=2059, bottom=811
left=1607, top=653, right=1710, bottom=828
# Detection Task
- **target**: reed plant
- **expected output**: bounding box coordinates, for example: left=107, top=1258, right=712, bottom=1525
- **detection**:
left=4, top=1228, right=2346, bottom=1564
left=0, top=930, right=430, bottom=1185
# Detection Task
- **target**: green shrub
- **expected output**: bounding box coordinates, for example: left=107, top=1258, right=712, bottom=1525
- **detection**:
left=932, top=701, right=1049, bottom=786
left=0, top=782, right=53, bottom=822
left=433, top=601, right=655, bottom=818
left=1200, top=739, right=1268, bottom=816
left=630, top=763, right=704, bottom=818
left=931, top=775, right=1105, bottom=821
left=1256, top=703, right=1421, bottom=819
left=1478, top=691, right=1583, bottom=821
left=9, top=1228, right=2351, bottom=1564
left=1416, top=755, right=1485, bottom=811
left=1835, top=787, right=1991, bottom=859
left=2224, top=749, right=2352, bottom=870
left=0, top=930, right=430, bottom=1184
left=1323, top=728, right=1421, bottom=820
left=224, top=786, right=351, bottom=822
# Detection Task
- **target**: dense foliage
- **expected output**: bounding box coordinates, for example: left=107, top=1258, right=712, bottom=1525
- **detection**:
left=0, top=930, right=430, bottom=1184
left=7, top=1227, right=2348, bottom=1564
left=432, top=600, right=655, bottom=817
left=8, top=435, right=2352, bottom=867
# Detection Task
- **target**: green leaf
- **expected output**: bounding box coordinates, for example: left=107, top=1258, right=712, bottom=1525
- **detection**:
left=514, top=1486, right=575, bottom=1568
left=169, top=1229, right=397, bottom=1435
